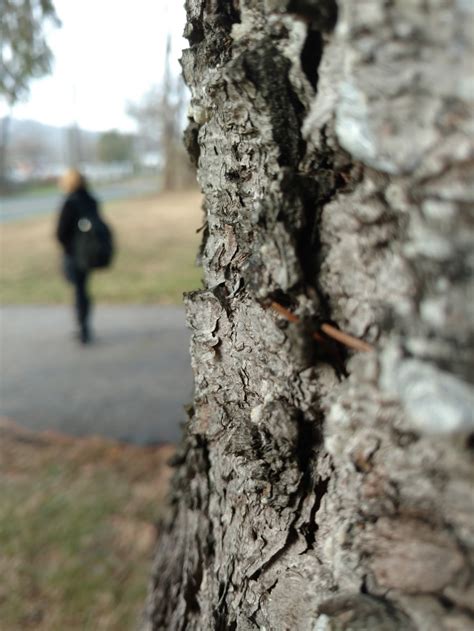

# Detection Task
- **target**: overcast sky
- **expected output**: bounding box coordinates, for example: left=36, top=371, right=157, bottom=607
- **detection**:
left=1, top=0, right=187, bottom=132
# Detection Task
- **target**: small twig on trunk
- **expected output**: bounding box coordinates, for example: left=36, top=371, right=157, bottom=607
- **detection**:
left=319, top=322, right=374, bottom=353
left=270, top=301, right=374, bottom=353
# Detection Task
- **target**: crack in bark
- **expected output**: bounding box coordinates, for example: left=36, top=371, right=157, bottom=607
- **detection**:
left=288, top=0, right=338, bottom=32
left=243, top=41, right=306, bottom=167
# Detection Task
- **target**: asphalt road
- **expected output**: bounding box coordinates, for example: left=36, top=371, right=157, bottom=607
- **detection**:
left=0, top=305, right=193, bottom=444
left=0, top=178, right=160, bottom=223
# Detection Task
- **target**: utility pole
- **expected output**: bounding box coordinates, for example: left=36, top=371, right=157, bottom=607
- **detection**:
left=67, top=83, right=82, bottom=168
left=161, top=33, right=175, bottom=190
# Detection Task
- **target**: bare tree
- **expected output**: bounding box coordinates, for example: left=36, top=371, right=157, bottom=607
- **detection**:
left=128, top=35, right=194, bottom=190
left=0, top=0, right=60, bottom=190
left=144, top=1, right=474, bottom=629
left=97, top=129, right=134, bottom=164
left=10, top=133, right=49, bottom=170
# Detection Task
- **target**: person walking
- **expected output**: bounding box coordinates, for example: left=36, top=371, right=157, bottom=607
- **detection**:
left=56, top=169, right=113, bottom=344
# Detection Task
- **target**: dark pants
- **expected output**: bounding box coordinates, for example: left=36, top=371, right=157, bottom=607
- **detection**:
left=64, top=255, right=91, bottom=334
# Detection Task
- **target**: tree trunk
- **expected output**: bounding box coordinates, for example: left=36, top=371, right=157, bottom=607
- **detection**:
left=144, top=1, right=474, bottom=629
left=0, top=114, right=11, bottom=192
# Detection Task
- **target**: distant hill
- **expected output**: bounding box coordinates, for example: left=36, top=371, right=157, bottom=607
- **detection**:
left=4, top=118, right=102, bottom=164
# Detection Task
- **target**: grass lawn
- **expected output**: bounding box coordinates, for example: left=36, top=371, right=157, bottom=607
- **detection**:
left=0, top=189, right=203, bottom=304
left=0, top=190, right=195, bottom=628
left=0, top=420, right=175, bottom=631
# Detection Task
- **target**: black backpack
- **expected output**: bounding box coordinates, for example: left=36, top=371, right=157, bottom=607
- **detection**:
left=73, top=196, right=114, bottom=271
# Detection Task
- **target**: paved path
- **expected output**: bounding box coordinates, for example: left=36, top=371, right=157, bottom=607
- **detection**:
left=0, top=306, right=193, bottom=444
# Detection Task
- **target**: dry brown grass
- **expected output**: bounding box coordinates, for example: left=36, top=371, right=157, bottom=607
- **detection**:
left=0, top=418, right=175, bottom=630
left=0, top=189, right=203, bottom=304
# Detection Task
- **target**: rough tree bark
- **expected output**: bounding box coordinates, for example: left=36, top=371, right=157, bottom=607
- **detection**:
left=144, top=1, right=474, bottom=629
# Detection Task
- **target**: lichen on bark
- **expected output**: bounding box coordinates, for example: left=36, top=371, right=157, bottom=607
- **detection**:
left=143, top=1, right=474, bottom=629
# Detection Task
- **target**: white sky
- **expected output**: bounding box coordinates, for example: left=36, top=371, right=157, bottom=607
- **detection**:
left=1, top=0, right=187, bottom=132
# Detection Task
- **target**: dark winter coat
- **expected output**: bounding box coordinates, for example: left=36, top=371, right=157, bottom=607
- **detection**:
left=56, top=187, right=100, bottom=257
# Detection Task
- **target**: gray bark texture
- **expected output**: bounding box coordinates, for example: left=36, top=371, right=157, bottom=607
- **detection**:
left=144, top=1, right=474, bottom=629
